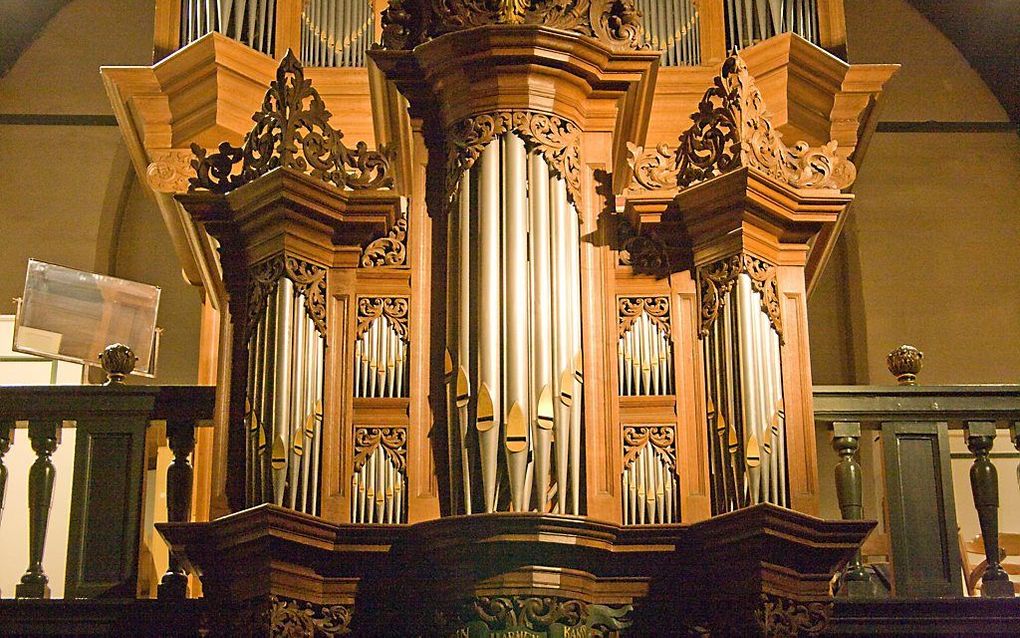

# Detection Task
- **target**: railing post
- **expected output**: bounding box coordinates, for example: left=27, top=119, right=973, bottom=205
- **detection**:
left=159, top=417, right=197, bottom=600
left=16, top=419, right=60, bottom=599
left=0, top=419, right=11, bottom=598
left=1011, top=422, right=1020, bottom=494
left=832, top=421, right=882, bottom=597
left=965, top=421, right=1013, bottom=598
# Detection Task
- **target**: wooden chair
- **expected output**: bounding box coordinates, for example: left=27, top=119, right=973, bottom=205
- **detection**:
left=959, top=531, right=1020, bottom=596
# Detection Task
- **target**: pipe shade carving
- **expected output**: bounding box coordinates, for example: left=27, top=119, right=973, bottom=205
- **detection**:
left=697, top=253, right=782, bottom=342
left=187, top=50, right=394, bottom=194
left=446, top=111, right=583, bottom=209
left=675, top=54, right=856, bottom=191
left=246, top=255, right=328, bottom=342
left=617, top=297, right=674, bottom=396
left=354, top=297, right=410, bottom=398
left=622, top=426, right=678, bottom=524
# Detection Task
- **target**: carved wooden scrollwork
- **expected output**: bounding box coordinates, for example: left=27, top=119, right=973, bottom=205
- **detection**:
left=618, top=296, right=671, bottom=338
left=445, top=110, right=583, bottom=208
left=188, top=50, right=394, bottom=194
left=754, top=593, right=832, bottom=637
left=353, top=427, right=407, bottom=473
left=625, top=142, right=678, bottom=191
left=246, top=255, right=328, bottom=342
left=622, top=425, right=676, bottom=472
left=379, top=0, right=648, bottom=53
left=146, top=149, right=194, bottom=194
left=675, top=54, right=856, bottom=191
left=614, top=214, right=671, bottom=274
left=270, top=595, right=353, bottom=637
left=434, top=596, right=633, bottom=636
left=697, top=254, right=783, bottom=343
left=361, top=214, right=408, bottom=267
left=356, top=297, right=410, bottom=341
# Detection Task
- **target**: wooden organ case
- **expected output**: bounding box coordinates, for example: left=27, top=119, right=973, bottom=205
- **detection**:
left=162, top=4, right=887, bottom=636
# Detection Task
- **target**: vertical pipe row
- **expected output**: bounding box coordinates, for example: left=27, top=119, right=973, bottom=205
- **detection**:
left=351, top=445, right=405, bottom=524
left=621, top=439, right=677, bottom=525
left=617, top=313, right=674, bottom=396
left=353, top=316, right=408, bottom=398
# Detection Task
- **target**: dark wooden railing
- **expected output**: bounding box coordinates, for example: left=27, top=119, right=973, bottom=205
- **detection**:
left=815, top=347, right=1020, bottom=599
left=0, top=385, right=214, bottom=600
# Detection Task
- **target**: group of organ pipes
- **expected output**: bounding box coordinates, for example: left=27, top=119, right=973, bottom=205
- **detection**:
left=444, top=135, right=584, bottom=516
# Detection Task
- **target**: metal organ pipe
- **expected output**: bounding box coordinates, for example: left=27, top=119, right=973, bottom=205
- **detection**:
left=447, top=134, right=583, bottom=516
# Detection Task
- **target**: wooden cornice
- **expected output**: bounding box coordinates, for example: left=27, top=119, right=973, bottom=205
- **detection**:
left=370, top=24, right=660, bottom=192
left=626, top=167, right=851, bottom=269
left=178, top=167, right=402, bottom=269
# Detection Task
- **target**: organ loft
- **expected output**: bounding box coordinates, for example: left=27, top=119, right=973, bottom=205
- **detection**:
left=5, top=0, right=1015, bottom=635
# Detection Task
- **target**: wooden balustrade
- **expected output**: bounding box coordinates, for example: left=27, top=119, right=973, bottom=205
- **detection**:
left=815, top=346, right=1020, bottom=599
left=0, top=385, right=214, bottom=600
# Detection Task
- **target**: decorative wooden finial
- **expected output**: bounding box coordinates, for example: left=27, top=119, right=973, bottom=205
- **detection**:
left=99, top=343, right=137, bottom=385
left=886, top=345, right=923, bottom=385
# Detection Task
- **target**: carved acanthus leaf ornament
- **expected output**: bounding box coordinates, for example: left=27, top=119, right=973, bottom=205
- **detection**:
left=269, top=595, right=353, bottom=637
left=356, top=297, right=410, bottom=341
left=379, top=0, right=647, bottom=52
left=675, top=54, right=856, bottom=191
left=446, top=110, right=583, bottom=208
left=626, top=142, right=678, bottom=191
left=246, top=255, right=328, bottom=342
left=754, top=593, right=832, bottom=637
left=434, top=595, right=633, bottom=636
left=697, top=254, right=783, bottom=343
left=146, top=149, right=194, bottom=193
left=187, top=50, right=394, bottom=194
left=618, top=296, right=671, bottom=338
left=361, top=213, right=408, bottom=267
left=353, top=427, right=407, bottom=473
left=623, top=425, right=676, bottom=472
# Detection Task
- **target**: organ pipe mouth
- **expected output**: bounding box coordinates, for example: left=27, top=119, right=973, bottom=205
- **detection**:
left=537, top=385, right=554, bottom=430
left=505, top=403, right=528, bottom=453
left=476, top=383, right=496, bottom=433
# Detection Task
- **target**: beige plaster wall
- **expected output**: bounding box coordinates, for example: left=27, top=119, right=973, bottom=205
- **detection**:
left=0, top=0, right=200, bottom=384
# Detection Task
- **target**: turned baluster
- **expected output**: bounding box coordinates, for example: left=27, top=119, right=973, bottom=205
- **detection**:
left=965, top=421, right=1013, bottom=598
left=832, top=421, right=883, bottom=597
left=16, top=419, right=60, bottom=599
left=1010, top=422, right=1020, bottom=494
left=0, top=420, right=12, bottom=598
left=158, top=418, right=196, bottom=600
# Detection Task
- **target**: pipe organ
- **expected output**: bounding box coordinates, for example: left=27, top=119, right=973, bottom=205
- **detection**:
left=354, top=297, right=409, bottom=399
left=445, top=134, right=584, bottom=515
left=179, top=0, right=279, bottom=54
left=698, top=259, right=788, bottom=514
left=622, top=426, right=678, bottom=524
left=634, top=0, right=701, bottom=66
left=725, top=0, right=820, bottom=50
left=301, top=0, right=374, bottom=67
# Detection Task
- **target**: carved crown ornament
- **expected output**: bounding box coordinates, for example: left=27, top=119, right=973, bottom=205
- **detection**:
left=379, top=0, right=648, bottom=53
left=445, top=110, right=583, bottom=209
left=697, top=253, right=783, bottom=343
left=674, top=54, right=857, bottom=192
left=186, top=50, right=395, bottom=195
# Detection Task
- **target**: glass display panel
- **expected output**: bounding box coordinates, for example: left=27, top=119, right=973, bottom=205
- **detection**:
left=13, top=260, right=161, bottom=377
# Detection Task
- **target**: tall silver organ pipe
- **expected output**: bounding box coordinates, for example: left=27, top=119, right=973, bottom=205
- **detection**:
left=245, top=277, right=325, bottom=514
left=446, top=133, right=584, bottom=515
left=179, top=0, right=278, bottom=56
left=724, top=0, right=820, bottom=51
left=702, top=271, right=787, bottom=515
left=633, top=0, right=701, bottom=66
left=300, top=0, right=374, bottom=67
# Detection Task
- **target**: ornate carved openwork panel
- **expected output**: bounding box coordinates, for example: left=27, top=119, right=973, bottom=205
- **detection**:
left=618, top=296, right=670, bottom=338
left=246, top=255, right=328, bottom=341
left=622, top=425, right=677, bottom=524
left=352, top=427, right=408, bottom=523
left=380, top=0, right=647, bottom=53
left=625, top=142, right=678, bottom=191
left=361, top=213, right=408, bottom=267
left=270, top=595, right=354, bottom=636
left=614, top=214, right=671, bottom=274
left=187, top=51, right=394, bottom=194
left=356, top=297, right=410, bottom=340
left=433, top=595, right=633, bottom=637
left=697, top=254, right=782, bottom=342
left=674, top=54, right=856, bottom=191
left=754, top=593, right=832, bottom=637
left=445, top=110, right=583, bottom=208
